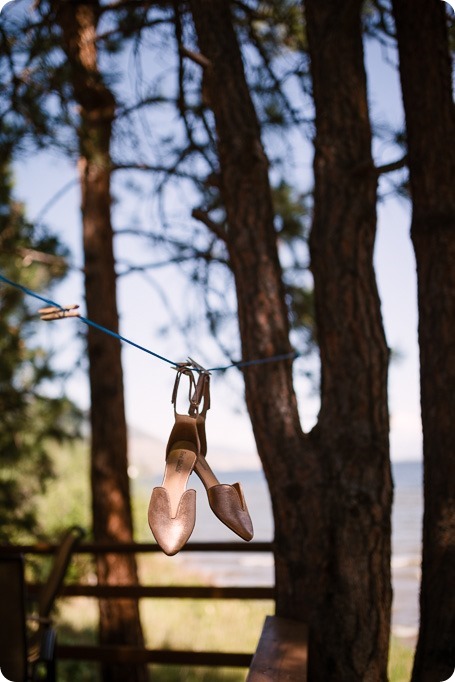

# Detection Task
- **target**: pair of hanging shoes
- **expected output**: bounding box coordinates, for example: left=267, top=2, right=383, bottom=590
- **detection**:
left=148, top=365, right=254, bottom=556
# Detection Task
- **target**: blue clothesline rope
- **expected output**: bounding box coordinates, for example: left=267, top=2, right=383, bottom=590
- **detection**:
left=0, top=272, right=299, bottom=372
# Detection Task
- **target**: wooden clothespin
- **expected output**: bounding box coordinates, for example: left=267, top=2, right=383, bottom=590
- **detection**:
left=38, top=304, right=80, bottom=321
left=187, top=357, right=211, bottom=375
left=187, top=357, right=211, bottom=416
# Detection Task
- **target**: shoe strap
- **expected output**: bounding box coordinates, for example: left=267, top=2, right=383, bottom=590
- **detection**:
left=172, top=364, right=197, bottom=415
left=192, top=372, right=211, bottom=457
left=172, top=364, right=211, bottom=419
left=191, top=372, right=210, bottom=419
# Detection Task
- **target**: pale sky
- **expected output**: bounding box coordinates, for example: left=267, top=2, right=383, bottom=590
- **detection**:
left=8, top=13, right=423, bottom=467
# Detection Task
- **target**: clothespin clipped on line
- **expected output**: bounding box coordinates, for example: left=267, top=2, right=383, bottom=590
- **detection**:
left=187, top=357, right=211, bottom=375
left=171, top=358, right=211, bottom=375
left=187, top=357, right=211, bottom=414
left=171, top=359, right=210, bottom=409
left=38, top=304, right=80, bottom=321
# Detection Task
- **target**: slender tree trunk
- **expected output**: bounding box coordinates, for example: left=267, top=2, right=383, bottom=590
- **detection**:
left=391, top=1, right=455, bottom=679
left=189, top=1, right=392, bottom=679
left=53, top=4, right=147, bottom=681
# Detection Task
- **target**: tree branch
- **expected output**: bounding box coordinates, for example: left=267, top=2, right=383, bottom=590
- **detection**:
left=116, top=95, right=175, bottom=119
left=18, top=248, right=67, bottom=268
left=376, top=155, right=408, bottom=175
left=192, top=208, right=227, bottom=242
left=180, top=46, right=211, bottom=69
left=352, top=155, right=408, bottom=176
left=111, top=162, right=204, bottom=183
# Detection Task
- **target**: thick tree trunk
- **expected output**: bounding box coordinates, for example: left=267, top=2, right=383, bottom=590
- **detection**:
left=391, top=1, right=455, bottom=680
left=53, top=4, right=147, bottom=681
left=189, top=1, right=392, bottom=679
left=303, top=1, right=393, bottom=678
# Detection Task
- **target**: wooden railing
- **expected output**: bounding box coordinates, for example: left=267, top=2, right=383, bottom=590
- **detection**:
left=1, top=541, right=275, bottom=670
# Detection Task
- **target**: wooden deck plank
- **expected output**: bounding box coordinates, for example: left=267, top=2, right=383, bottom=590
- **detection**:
left=246, top=616, right=308, bottom=681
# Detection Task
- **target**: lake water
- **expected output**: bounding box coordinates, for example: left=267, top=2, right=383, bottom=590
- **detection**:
left=138, top=460, right=423, bottom=642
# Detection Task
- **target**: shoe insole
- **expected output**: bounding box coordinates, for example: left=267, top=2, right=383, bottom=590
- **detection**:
left=162, top=442, right=197, bottom=518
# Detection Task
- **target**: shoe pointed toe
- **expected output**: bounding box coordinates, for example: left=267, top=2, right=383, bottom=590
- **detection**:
left=207, top=483, right=254, bottom=541
left=148, top=487, right=196, bottom=556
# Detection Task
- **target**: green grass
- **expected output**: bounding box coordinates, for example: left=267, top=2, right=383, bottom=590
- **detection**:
left=147, top=666, right=248, bottom=681
left=36, top=439, right=92, bottom=537
left=389, top=637, right=414, bottom=682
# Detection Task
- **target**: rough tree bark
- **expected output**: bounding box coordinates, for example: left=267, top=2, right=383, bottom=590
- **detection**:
left=189, top=1, right=392, bottom=679
left=303, top=1, right=393, bottom=678
left=52, top=3, right=147, bottom=681
left=391, top=1, right=455, bottom=680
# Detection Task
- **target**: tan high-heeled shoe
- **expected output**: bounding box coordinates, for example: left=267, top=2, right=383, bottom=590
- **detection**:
left=148, top=368, right=199, bottom=556
left=192, top=371, right=254, bottom=542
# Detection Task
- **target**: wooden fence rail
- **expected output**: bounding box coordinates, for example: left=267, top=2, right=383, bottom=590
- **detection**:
left=1, top=541, right=275, bottom=670
left=0, top=541, right=273, bottom=555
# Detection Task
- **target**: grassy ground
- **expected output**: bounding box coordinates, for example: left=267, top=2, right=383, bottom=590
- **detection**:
left=388, top=637, right=415, bottom=682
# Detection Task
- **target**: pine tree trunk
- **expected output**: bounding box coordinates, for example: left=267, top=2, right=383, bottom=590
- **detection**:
left=303, top=1, right=392, bottom=677
left=53, top=4, right=147, bottom=681
left=189, top=1, right=392, bottom=679
left=392, top=1, right=455, bottom=679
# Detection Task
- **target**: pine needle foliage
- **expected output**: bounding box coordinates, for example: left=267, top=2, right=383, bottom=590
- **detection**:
left=0, top=161, right=81, bottom=543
